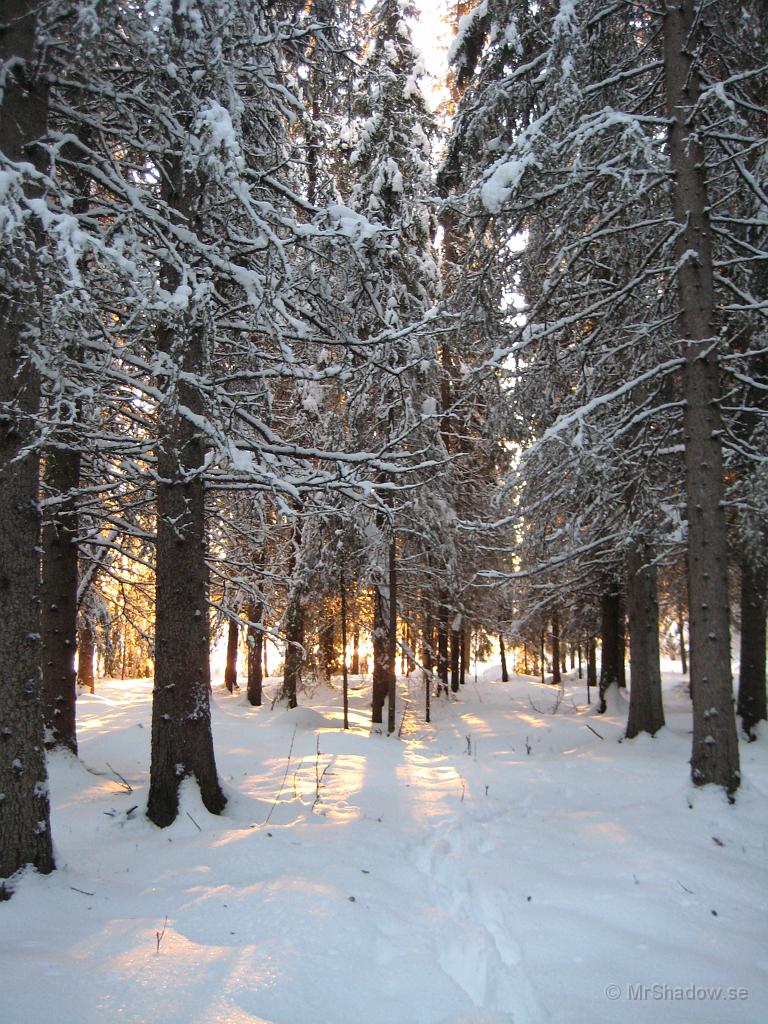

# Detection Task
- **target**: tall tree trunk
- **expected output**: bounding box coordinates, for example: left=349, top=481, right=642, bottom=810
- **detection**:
left=551, top=611, right=561, bottom=686
left=450, top=614, right=461, bottom=693
left=663, top=0, right=740, bottom=793
left=147, top=148, right=225, bottom=826
left=677, top=603, right=688, bottom=676
left=499, top=635, right=509, bottom=682
left=319, top=616, right=336, bottom=683
left=617, top=595, right=627, bottom=689
left=625, top=541, right=665, bottom=738
left=281, top=588, right=305, bottom=710
left=224, top=618, right=239, bottom=693
left=540, top=629, right=546, bottom=684
left=423, top=607, right=433, bottom=676
left=387, top=538, right=397, bottom=734
left=351, top=627, right=360, bottom=676
left=587, top=636, right=597, bottom=703
left=737, top=561, right=767, bottom=738
left=437, top=591, right=449, bottom=694
left=41, top=448, right=81, bottom=753
left=0, top=0, right=55, bottom=891
left=147, top=334, right=226, bottom=825
left=77, top=624, right=95, bottom=693
left=371, top=588, right=388, bottom=724
left=340, top=576, right=349, bottom=730
left=598, top=582, right=622, bottom=713
left=246, top=603, right=263, bottom=708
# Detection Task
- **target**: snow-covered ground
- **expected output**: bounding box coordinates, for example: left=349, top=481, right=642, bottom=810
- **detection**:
left=2, top=666, right=766, bottom=1024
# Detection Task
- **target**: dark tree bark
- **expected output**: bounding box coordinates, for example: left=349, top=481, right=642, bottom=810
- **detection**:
left=371, top=588, right=388, bottom=724
left=551, top=611, right=561, bottom=686
left=387, top=538, right=397, bottom=734
left=0, top=0, right=55, bottom=892
left=617, top=596, right=627, bottom=689
left=281, top=588, right=305, bottom=710
left=663, top=0, right=740, bottom=793
left=224, top=618, right=239, bottom=693
left=146, top=152, right=225, bottom=827
left=77, top=624, right=95, bottom=693
left=246, top=603, right=263, bottom=708
left=587, top=636, right=597, bottom=703
left=319, top=616, right=336, bottom=683
left=459, top=628, right=467, bottom=687
left=437, top=591, right=449, bottom=694
left=625, top=541, right=665, bottom=738
left=450, top=616, right=461, bottom=694
left=351, top=627, right=360, bottom=676
left=423, top=607, right=433, bottom=676
left=539, top=630, right=545, bottom=684
left=737, top=561, right=767, bottom=738
left=340, top=577, right=349, bottom=730
left=499, top=635, right=509, bottom=682
left=598, top=582, right=622, bottom=713
left=41, top=448, right=81, bottom=753
left=677, top=604, right=688, bottom=676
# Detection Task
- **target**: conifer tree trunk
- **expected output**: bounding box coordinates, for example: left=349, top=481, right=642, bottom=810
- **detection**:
left=617, top=596, right=627, bottom=689
left=598, top=583, right=622, bottom=713
left=281, top=588, right=305, bottom=710
left=663, top=0, right=740, bottom=792
left=499, top=636, right=509, bottom=682
left=387, top=538, right=397, bottom=734
left=351, top=628, right=360, bottom=676
left=340, top=577, right=349, bottom=730
left=625, top=541, right=665, bottom=738
left=319, top=617, right=336, bottom=683
left=737, top=561, right=767, bottom=737
left=146, top=150, right=225, bottom=826
left=41, top=448, right=81, bottom=753
left=450, top=616, right=461, bottom=694
left=587, top=636, right=597, bottom=703
left=77, top=624, right=95, bottom=693
left=551, top=612, right=561, bottom=686
left=246, top=603, right=263, bottom=708
left=224, top=618, right=239, bottom=693
left=0, top=0, right=55, bottom=892
left=677, top=604, right=688, bottom=676
left=437, top=593, right=449, bottom=694
left=372, top=588, right=388, bottom=724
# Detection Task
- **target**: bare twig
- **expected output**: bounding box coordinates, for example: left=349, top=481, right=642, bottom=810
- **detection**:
left=186, top=812, right=202, bottom=832
left=264, top=726, right=297, bottom=825
left=70, top=886, right=95, bottom=896
left=585, top=723, right=604, bottom=740
left=106, top=762, right=133, bottom=793
left=156, top=916, right=168, bottom=953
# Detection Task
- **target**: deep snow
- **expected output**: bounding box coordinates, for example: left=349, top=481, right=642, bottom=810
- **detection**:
left=2, top=666, right=766, bottom=1024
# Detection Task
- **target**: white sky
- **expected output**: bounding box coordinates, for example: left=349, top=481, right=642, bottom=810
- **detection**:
left=409, top=0, right=452, bottom=109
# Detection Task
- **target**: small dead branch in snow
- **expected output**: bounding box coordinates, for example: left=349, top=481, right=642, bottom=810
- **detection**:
left=156, top=916, right=168, bottom=953
left=186, top=812, right=202, bottom=832
left=585, top=723, right=604, bottom=740
left=70, top=886, right=95, bottom=896
left=529, top=685, right=565, bottom=716
left=264, top=726, right=297, bottom=826
left=106, top=762, right=133, bottom=792
left=313, top=738, right=333, bottom=809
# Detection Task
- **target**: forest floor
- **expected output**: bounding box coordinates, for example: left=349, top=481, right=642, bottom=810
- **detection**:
left=2, top=664, right=767, bottom=1024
